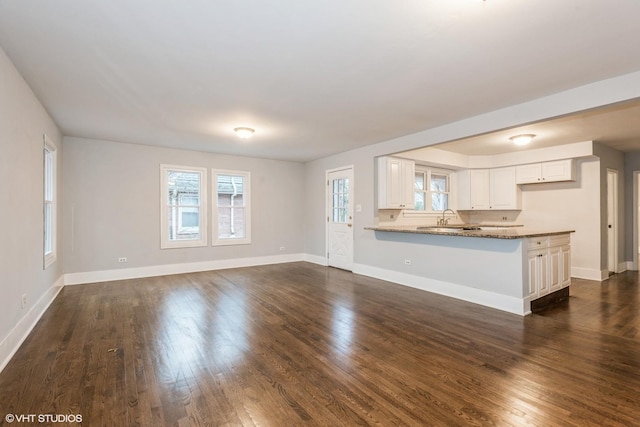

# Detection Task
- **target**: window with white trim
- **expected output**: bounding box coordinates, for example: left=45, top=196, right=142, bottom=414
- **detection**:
left=43, top=135, right=56, bottom=268
left=213, top=170, right=251, bottom=246
left=412, top=166, right=452, bottom=213
left=160, top=165, right=207, bottom=248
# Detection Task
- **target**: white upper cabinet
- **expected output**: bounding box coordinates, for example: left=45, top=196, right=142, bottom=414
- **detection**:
left=458, top=167, right=521, bottom=210
left=469, top=169, right=490, bottom=210
left=490, top=167, right=521, bottom=209
left=377, top=156, right=415, bottom=209
left=516, top=159, right=575, bottom=184
left=515, top=163, right=542, bottom=184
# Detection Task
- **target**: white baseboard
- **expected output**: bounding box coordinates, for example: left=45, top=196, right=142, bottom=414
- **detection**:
left=625, top=261, right=636, bottom=271
left=0, top=275, right=64, bottom=373
left=303, top=253, right=328, bottom=266
left=64, top=253, right=307, bottom=285
left=617, top=262, right=628, bottom=273
left=352, top=263, right=528, bottom=316
left=571, top=267, right=608, bottom=281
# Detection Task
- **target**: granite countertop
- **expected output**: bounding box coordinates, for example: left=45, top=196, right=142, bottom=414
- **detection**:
left=365, top=224, right=574, bottom=239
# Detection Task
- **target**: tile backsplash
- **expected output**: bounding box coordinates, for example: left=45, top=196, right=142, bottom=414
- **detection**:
left=376, top=209, right=522, bottom=227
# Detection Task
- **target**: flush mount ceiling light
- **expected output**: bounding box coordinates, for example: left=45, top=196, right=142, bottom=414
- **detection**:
left=510, top=134, right=536, bottom=146
left=234, top=127, right=255, bottom=139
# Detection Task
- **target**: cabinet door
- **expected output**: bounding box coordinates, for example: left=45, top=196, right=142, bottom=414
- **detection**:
left=387, top=157, right=404, bottom=208
left=527, top=251, right=539, bottom=298
left=549, top=246, right=562, bottom=292
left=469, top=169, right=490, bottom=209
left=378, top=157, right=415, bottom=209
left=456, top=170, right=471, bottom=210
left=528, top=249, right=549, bottom=299
left=516, top=164, right=542, bottom=184
left=542, top=160, right=575, bottom=182
left=538, top=251, right=550, bottom=297
left=401, top=160, right=415, bottom=209
left=490, top=167, right=521, bottom=209
left=561, top=245, right=571, bottom=287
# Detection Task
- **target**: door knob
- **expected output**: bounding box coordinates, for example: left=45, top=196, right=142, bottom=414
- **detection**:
left=347, top=223, right=353, bottom=227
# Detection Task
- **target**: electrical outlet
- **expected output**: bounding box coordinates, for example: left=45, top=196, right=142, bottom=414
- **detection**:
left=21, top=294, right=27, bottom=309
left=404, top=259, right=412, bottom=265
left=279, top=246, right=285, bottom=251
left=118, top=257, right=127, bottom=263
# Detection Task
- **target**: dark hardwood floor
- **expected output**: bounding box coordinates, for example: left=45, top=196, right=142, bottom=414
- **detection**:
left=1, top=263, right=639, bottom=426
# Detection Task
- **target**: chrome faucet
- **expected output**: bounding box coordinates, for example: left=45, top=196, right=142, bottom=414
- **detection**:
left=438, top=209, right=456, bottom=226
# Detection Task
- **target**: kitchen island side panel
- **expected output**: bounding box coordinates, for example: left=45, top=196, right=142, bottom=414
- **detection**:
left=366, top=231, right=526, bottom=299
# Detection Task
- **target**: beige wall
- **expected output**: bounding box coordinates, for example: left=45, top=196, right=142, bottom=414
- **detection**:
left=0, top=47, right=63, bottom=362
left=63, top=137, right=305, bottom=274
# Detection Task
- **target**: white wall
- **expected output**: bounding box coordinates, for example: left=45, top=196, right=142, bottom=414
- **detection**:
left=0, top=47, right=64, bottom=369
left=63, top=137, right=305, bottom=276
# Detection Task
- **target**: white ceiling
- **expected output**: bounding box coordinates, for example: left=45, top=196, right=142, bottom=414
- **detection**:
left=1, top=0, right=640, bottom=162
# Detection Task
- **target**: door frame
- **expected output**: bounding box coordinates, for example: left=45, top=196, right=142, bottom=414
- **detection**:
left=325, top=165, right=355, bottom=269
left=633, top=171, right=640, bottom=271
left=606, top=168, right=618, bottom=275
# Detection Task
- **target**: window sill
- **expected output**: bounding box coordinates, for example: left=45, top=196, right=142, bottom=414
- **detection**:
left=161, top=240, right=208, bottom=249
left=212, top=238, right=251, bottom=246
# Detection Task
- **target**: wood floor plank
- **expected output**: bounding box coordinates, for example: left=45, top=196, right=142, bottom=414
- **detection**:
left=2, top=263, right=640, bottom=426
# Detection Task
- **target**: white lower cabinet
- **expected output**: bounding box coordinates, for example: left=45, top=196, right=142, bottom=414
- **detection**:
left=528, top=249, right=549, bottom=298
left=527, top=234, right=571, bottom=300
left=561, top=245, right=571, bottom=287
left=548, top=245, right=562, bottom=293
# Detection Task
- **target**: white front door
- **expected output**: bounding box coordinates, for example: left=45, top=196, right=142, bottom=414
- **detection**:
left=327, top=167, right=354, bottom=271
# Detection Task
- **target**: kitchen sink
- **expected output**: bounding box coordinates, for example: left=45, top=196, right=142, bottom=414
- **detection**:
left=417, top=225, right=513, bottom=232
left=417, top=226, right=466, bottom=232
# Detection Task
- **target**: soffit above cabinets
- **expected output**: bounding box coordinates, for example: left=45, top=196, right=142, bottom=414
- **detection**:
left=403, top=141, right=594, bottom=170
left=404, top=99, right=640, bottom=159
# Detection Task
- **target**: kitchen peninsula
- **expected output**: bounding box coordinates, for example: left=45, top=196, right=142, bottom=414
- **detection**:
left=365, top=225, right=574, bottom=316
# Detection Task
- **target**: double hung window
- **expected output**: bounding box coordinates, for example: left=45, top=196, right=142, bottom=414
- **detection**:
left=160, top=165, right=207, bottom=248
left=43, top=135, right=56, bottom=268
left=213, top=170, right=251, bottom=245
left=160, top=166, right=251, bottom=248
left=413, top=166, right=452, bottom=213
